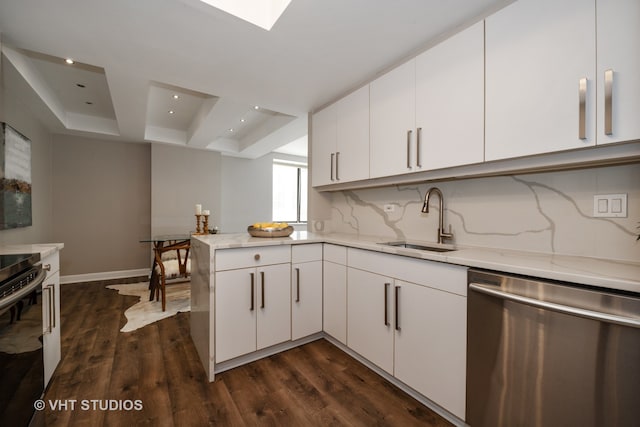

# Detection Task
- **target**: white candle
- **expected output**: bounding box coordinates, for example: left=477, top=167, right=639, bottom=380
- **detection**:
left=195, top=204, right=202, bottom=215
left=203, top=210, right=210, bottom=216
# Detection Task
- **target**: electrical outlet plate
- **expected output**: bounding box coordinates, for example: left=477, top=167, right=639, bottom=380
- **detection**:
left=593, top=194, right=627, bottom=218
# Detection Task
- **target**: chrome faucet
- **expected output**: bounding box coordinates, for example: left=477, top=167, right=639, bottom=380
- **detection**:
left=421, top=187, right=453, bottom=244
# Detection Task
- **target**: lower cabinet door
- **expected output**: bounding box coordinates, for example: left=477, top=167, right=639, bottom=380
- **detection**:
left=42, top=271, right=61, bottom=387
left=347, top=268, right=394, bottom=374
left=256, top=263, right=291, bottom=350
left=292, top=261, right=323, bottom=341
left=323, top=261, right=347, bottom=344
left=393, top=280, right=467, bottom=419
left=215, top=268, right=257, bottom=363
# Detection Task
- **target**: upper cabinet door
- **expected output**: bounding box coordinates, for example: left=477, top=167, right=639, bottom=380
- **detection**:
left=415, top=21, right=485, bottom=170
left=485, top=0, right=596, bottom=161
left=596, top=0, right=640, bottom=145
left=335, top=85, right=370, bottom=183
left=370, top=60, right=416, bottom=178
left=311, top=104, right=337, bottom=187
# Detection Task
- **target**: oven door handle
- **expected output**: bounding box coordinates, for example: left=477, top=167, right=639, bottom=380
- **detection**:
left=0, top=268, right=47, bottom=311
left=469, top=283, right=640, bottom=329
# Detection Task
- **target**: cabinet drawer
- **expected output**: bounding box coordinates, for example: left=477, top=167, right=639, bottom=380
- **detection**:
left=41, top=252, right=60, bottom=277
left=348, top=248, right=467, bottom=296
left=292, top=244, right=322, bottom=263
left=324, top=244, right=347, bottom=265
left=215, top=246, right=290, bottom=271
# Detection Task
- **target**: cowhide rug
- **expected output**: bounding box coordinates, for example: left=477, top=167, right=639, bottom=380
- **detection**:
left=106, top=281, right=190, bottom=332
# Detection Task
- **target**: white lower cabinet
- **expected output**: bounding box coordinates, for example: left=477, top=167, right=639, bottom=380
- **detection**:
left=394, top=280, right=467, bottom=419
left=42, top=252, right=61, bottom=387
left=323, top=244, right=347, bottom=344
left=291, top=244, right=323, bottom=340
left=347, top=268, right=394, bottom=374
left=346, top=248, right=467, bottom=419
left=215, top=263, right=291, bottom=363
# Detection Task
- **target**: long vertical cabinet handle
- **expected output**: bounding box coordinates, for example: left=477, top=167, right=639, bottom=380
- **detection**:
left=604, top=69, right=613, bottom=136
left=384, top=283, right=390, bottom=326
left=394, top=285, right=401, bottom=331
left=578, top=77, right=587, bottom=140
left=260, top=271, right=265, bottom=309
left=295, top=268, right=300, bottom=303
left=250, top=273, right=255, bottom=311
left=335, top=152, right=340, bottom=181
left=406, top=130, right=413, bottom=169
left=47, top=285, right=54, bottom=333
left=416, top=127, right=422, bottom=168
left=51, top=285, right=56, bottom=328
left=43, top=286, right=51, bottom=333
left=330, top=153, right=335, bottom=181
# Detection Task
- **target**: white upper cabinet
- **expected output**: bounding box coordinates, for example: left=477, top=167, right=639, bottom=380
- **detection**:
left=485, top=0, right=597, bottom=161
left=370, top=60, right=416, bottom=178
left=415, top=21, right=485, bottom=170
left=596, top=0, right=640, bottom=145
left=370, top=21, right=485, bottom=178
left=311, top=85, right=369, bottom=186
left=310, top=104, right=336, bottom=187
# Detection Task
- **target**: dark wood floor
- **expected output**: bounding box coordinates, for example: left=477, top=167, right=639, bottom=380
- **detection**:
left=39, top=281, right=452, bottom=426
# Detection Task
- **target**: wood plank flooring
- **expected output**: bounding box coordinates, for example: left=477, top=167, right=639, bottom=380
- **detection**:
left=38, top=281, right=453, bottom=426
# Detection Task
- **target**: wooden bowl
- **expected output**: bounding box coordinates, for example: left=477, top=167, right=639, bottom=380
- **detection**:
left=247, top=225, right=294, bottom=238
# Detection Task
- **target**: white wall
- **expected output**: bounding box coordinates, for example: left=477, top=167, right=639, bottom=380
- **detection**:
left=220, top=152, right=307, bottom=233
left=151, top=144, right=222, bottom=235
left=315, top=163, right=640, bottom=262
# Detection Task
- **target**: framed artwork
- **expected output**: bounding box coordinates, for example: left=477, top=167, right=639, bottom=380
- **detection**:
left=0, top=123, right=32, bottom=229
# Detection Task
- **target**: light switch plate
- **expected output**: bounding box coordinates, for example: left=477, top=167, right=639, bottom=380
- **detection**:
left=593, top=194, right=627, bottom=218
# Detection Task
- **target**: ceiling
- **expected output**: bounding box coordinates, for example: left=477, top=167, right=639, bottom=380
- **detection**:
left=0, top=0, right=511, bottom=159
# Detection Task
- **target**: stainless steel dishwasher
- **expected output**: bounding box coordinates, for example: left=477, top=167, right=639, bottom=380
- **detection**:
left=466, top=269, right=640, bottom=427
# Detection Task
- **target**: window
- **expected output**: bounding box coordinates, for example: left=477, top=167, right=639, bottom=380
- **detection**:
left=272, top=160, right=307, bottom=223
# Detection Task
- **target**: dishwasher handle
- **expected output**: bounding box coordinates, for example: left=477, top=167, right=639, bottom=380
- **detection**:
left=469, top=283, right=640, bottom=329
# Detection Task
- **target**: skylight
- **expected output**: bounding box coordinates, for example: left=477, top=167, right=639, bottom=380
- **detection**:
left=198, top=0, right=292, bottom=31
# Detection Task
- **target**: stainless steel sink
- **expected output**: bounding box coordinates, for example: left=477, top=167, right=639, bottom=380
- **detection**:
left=380, top=241, right=457, bottom=253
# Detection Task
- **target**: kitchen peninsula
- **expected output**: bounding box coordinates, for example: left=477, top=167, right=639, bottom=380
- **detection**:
left=189, top=231, right=640, bottom=423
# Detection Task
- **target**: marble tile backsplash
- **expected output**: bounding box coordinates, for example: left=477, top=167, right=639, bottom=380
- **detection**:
left=322, top=164, right=640, bottom=262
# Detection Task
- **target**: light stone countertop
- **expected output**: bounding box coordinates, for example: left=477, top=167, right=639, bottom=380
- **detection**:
left=0, top=243, right=65, bottom=260
left=193, top=231, right=640, bottom=294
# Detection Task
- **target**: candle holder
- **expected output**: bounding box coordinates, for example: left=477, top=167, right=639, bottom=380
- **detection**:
left=195, top=214, right=202, bottom=235
left=203, top=214, right=210, bottom=234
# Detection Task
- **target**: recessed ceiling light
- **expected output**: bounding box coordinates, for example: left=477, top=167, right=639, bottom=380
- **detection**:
left=254, top=105, right=260, bottom=110
left=240, top=118, right=246, bottom=123
left=173, top=94, right=180, bottom=99
left=76, top=83, right=86, bottom=88
left=168, top=110, right=175, bottom=114
left=65, top=58, right=74, bottom=65
left=228, top=128, right=234, bottom=132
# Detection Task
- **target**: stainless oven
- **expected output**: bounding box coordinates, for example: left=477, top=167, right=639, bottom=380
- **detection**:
left=466, top=269, right=640, bottom=427
left=0, top=253, right=47, bottom=427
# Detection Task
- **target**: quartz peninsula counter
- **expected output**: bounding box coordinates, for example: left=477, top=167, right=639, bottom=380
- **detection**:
left=189, top=231, right=640, bottom=382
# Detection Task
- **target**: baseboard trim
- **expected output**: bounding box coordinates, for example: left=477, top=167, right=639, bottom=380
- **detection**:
left=60, top=268, right=150, bottom=285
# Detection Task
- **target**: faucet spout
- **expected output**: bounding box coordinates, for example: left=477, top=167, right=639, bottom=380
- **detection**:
left=421, top=187, right=453, bottom=244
